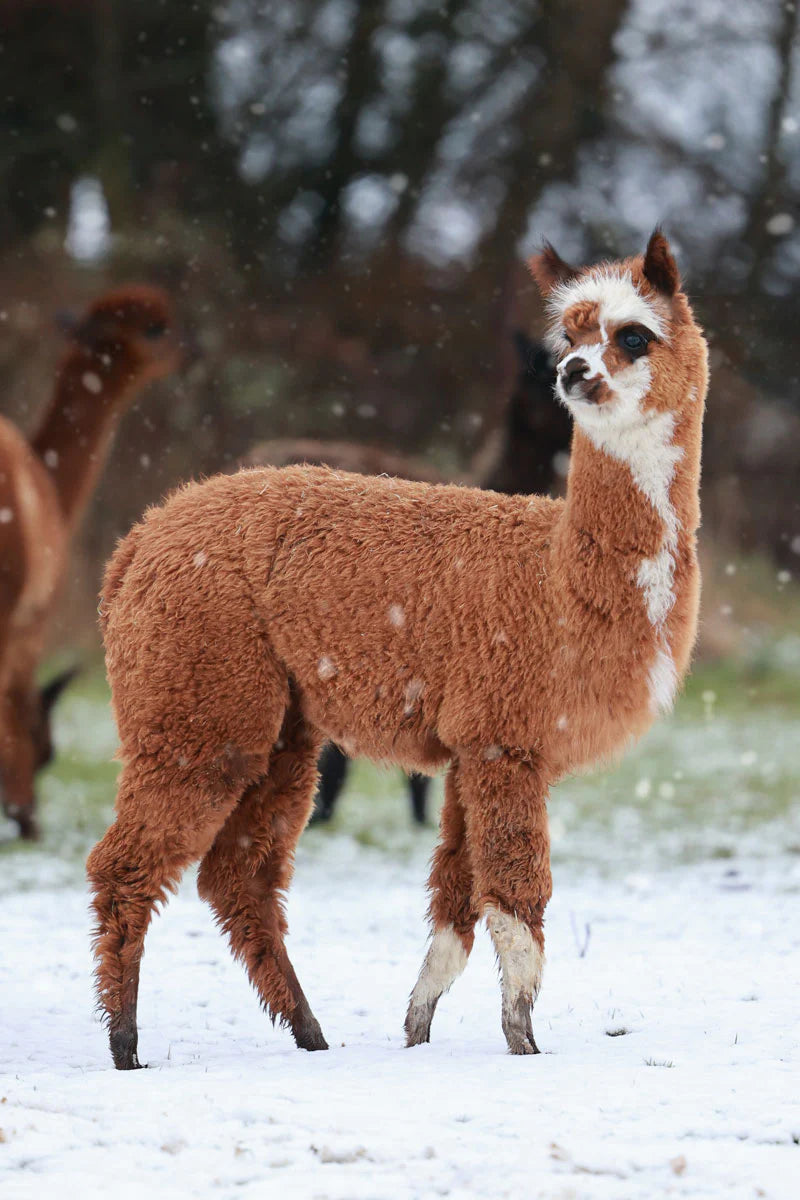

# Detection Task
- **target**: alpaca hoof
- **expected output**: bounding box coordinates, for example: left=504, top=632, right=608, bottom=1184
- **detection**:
left=110, top=1029, right=143, bottom=1070
left=15, top=812, right=40, bottom=841
left=404, top=1000, right=435, bottom=1047
left=506, top=1032, right=540, bottom=1055
left=294, top=1017, right=328, bottom=1052
left=502, top=996, right=539, bottom=1055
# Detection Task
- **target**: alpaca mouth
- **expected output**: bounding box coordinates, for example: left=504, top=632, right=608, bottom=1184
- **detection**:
left=576, top=378, right=604, bottom=405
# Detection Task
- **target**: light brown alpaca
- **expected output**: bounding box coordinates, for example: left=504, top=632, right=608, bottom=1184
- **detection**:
left=88, top=233, right=707, bottom=1069
left=0, top=286, right=179, bottom=838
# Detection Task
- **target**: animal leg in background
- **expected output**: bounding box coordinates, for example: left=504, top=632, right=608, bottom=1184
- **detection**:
left=86, top=761, right=245, bottom=1070
left=408, top=771, right=429, bottom=824
left=461, top=751, right=552, bottom=1055
left=311, top=742, right=350, bottom=823
left=405, top=765, right=478, bottom=1045
left=197, top=702, right=328, bottom=1052
left=312, top=741, right=430, bottom=825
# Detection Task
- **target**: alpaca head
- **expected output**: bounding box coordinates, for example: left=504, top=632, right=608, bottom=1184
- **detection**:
left=62, top=285, right=181, bottom=387
left=529, top=231, right=707, bottom=440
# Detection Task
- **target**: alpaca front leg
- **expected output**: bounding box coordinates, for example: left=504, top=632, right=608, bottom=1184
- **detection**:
left=405, top=766, right=477, bottom=1045
left=460, top=751, right=552, bottom=1055
left=486, top=906, right=544, bottom=1054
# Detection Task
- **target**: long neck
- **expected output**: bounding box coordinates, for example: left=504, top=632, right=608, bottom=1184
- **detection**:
left=30, top=346, right=139, bottom=534
left=556, top=403, right=703, bottom=613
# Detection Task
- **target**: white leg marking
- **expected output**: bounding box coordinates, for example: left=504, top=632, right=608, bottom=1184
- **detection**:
left=408, top=924, right=469, bottom=1007
left=485, top=905, right=544, bottom=1003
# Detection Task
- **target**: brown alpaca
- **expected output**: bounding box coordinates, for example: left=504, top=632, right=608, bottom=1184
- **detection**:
left=0, top=286, right=179, bottom=838
left=88, top=232, right=707, bottom=1069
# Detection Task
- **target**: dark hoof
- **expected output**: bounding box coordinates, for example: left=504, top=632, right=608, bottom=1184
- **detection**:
left=506, top=1032, right=540, bottom=1055
left=404, top=999, right=436, bottom=1047
left=294, top=1017, right=328, bottom=1051
left=110, top=1029, right=143, bottom=1070
left=15, top=812, right=40, bottom=841
left=502, top=996, right=540, bottom=1056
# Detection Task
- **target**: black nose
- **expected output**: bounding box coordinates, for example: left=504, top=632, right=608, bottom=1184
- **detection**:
left=564, top=358, right=588, bottom=389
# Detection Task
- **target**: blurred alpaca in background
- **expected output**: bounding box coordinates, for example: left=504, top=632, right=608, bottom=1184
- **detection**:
left=0, top=286, right=179, bottom=838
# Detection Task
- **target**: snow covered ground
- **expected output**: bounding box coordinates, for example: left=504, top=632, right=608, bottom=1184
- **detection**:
left=2, top=832, right=799, bottom=1200
left=2, top=660, right=799, bottom=1199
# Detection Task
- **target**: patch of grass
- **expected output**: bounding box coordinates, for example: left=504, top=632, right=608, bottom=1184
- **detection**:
left=644, top=1057, right=675, bottom=1068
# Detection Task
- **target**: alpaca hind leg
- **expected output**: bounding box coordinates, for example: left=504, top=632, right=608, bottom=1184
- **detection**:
left=197, top=705, right=327, bottom=1051
left=405, top=765, right=477, bottom=1045
left=460, top=752, right=552, bottom=1055
left=87, top=762, right=241, bottom=1070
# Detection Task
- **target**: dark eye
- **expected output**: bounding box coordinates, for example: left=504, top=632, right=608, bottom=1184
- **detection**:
left=144, top=322, right=167, bottom=340
left=617, top=326, right=651, bottom=358
left=563, top=333, right=574, bottom=348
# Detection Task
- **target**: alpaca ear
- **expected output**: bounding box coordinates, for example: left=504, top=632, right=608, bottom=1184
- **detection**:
left=643, top=229, right=680, bottom=296
left=528, top=243, right=578, bottom=296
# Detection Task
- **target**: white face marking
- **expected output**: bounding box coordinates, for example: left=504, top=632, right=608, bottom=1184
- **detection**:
left=547, top=269, right=667, bottom=351
left=407, top=925, right=469, bottom=1007
left=485, top=906, right=544, bottom=1003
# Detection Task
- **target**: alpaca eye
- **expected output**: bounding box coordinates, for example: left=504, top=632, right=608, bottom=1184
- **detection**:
left=617, top=327, right=651, bottom=358
left=144, top=322, right=167, bottom=340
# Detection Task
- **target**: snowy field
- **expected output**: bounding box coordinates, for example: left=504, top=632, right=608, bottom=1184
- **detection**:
left=1, top=656, right=799, bottom=1200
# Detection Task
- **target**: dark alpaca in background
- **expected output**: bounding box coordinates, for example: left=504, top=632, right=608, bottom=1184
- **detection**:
left=246, top=333, right=564, bottom=825
left=0, top=286, right=179, bottom=838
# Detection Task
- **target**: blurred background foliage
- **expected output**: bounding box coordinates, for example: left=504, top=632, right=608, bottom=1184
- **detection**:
left=1, top=0, right=799, bottom=658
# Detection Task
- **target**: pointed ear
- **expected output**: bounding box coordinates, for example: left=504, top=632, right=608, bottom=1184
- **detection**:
left=528, top=243, right=579, bottom=296
left=39, top=667, right=79, bottom=716
left=643, top=228, right=680, bottom=296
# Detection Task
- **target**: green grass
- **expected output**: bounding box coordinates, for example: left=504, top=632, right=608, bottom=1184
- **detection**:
left=2, top=631, right=799, bottom=891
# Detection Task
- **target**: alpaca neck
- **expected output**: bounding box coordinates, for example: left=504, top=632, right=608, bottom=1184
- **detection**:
left=31, top=348, right=138, bottom=533
left=558, top=400, right=702, bottom=610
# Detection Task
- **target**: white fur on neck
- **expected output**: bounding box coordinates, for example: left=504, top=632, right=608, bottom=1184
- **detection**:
left=556, top=338, right=684, bottom=714
left=648, top=645, right=679, bottom=714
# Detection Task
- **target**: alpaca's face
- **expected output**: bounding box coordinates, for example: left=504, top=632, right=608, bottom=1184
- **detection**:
left=530, top=233, right=707, bottom=442
left=71, top=286, right=182, bottom=384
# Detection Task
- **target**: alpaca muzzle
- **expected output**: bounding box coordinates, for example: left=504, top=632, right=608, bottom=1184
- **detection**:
left=559, top=355, right=603, bottom=405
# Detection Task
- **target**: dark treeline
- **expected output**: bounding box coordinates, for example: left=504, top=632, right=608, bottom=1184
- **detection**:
left=1, top=0, right=799, bottom=638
